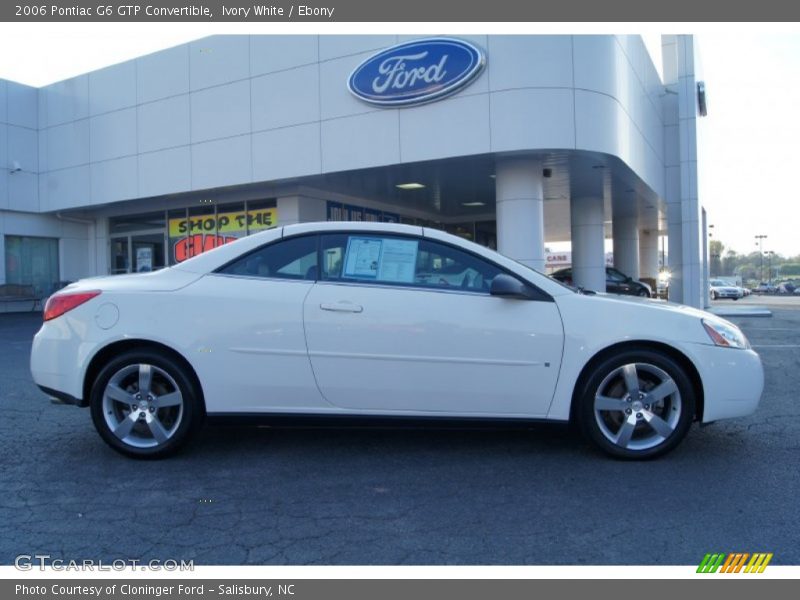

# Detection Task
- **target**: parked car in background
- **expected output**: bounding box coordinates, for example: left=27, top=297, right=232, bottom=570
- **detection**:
left=755, top=282, right=777, bottom=294
left=550, top=266, right=652, bottom=297
left=709, top=279, right=743, bottom=301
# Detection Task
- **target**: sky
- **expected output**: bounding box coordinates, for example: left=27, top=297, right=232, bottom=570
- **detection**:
left=0, top=24, right=798, bottom=257
left=699, top=32, right=800, bottom=258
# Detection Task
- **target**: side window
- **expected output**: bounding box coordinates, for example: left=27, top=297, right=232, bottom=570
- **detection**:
left=320, top=233, right=503, bottom=293
left=218, top=235, right=318, bottom=280
left=414, top=239, right=502, bottom=292
left=606, top=268, right=627, bottom=283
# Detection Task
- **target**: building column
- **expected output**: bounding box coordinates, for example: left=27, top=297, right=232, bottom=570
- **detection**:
left=495, top=157, right=545, bottom=271
left=639, top=228, right=659, bottom=281
left=662, top=34, right=704, bottom=308
left=277, top=195, right=327, bottom=226
left=94, top=217, right=109, bottom=277
left=612, top=215, right=640, bottom=279
left=666, top=198, right=683, bottom=301
left=702, top=208, right=710, bottom=308
left=570, top=196, right=606, bottom=292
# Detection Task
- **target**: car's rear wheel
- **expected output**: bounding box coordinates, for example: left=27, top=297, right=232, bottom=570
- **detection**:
left=577, top=349, right=695, bottom=459
left=90, top=349, right=204, bottom=458
left=637, top=288, right=649, bottom=297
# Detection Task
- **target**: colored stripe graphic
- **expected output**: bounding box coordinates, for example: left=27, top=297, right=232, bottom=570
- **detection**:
left=698, top=553, right=773, bottom=573
left=744, top=553, right=773, bottom=573
left=721, top=553, right=749, bottom=573
left=697, top=553, right=726, bottom=573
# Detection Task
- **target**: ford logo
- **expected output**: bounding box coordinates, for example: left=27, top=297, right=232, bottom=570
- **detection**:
left=347, top=38, right=486, bottom=107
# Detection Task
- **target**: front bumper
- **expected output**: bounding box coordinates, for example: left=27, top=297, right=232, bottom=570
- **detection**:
left=715, top=290, right=741, bottom=299
left=687, top=343, right=764, bottom=422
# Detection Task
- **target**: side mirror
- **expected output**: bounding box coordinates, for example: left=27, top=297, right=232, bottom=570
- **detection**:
left=490, top=274, right=535, bottom=300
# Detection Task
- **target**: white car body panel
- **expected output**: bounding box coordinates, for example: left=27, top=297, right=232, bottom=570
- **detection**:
left=30, top=222, right=763, bottom=436
left=304, top=281, right=563, bottom=415
left=545, top=293, right=763, bottom=422
left=168, top=274, right=329, bottom=413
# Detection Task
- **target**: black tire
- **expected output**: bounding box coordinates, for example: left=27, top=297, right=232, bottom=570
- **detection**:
left=711, top=291, right=718, bottom=300
left=637, top=288, right=650, bottom=297
left=576, top=348, right=695, bottom=460
left=90, top=349, right=204, bottom=459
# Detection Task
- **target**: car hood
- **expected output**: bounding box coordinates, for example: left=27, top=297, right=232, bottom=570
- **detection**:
left=589, top=292, right=711, bottom=316
left=556, top=291, right=730, bottom=347
left=56, top=268, right=202, bottom=294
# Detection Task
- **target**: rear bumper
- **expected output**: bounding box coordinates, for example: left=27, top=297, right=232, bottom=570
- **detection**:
left=30, top=319, right=92, bottom=405
left=36, top=385, right=86, bottom=407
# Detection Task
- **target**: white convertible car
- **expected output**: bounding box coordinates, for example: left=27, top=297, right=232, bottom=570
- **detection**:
left=30, top=222, right=763, bottom=459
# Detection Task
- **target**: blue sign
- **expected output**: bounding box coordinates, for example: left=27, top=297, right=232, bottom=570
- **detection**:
left=347, top=38, right=486, bottom=107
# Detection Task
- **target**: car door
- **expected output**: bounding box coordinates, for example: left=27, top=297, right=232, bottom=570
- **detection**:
left=302, top=232, right=564, bottom=417
left=190, top=234, right=330, bottom=413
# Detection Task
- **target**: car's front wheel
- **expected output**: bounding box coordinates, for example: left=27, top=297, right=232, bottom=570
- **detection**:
left=90, top=349, right=204, bottom=459
left=577, top=348, right=695, bottom=459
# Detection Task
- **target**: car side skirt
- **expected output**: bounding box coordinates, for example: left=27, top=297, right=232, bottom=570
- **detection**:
left=206, top=412, right=568, bottom=429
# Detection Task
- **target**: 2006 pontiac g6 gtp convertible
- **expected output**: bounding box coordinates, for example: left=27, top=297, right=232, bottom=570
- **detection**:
left=30, top=222, right=763, bottom=459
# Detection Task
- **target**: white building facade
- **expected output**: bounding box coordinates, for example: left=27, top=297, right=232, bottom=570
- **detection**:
left=0, top=34, right=706, bottom=307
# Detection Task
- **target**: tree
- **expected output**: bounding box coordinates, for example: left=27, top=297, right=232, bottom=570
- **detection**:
left=779, top=263, right=800, bottom=277
left=709, top=240, right=724, bottom=276
left=722, top=249, right=738, bottom=277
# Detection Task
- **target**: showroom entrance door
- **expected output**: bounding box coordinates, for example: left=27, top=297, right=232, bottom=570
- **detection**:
left=109, top=231, right=167, bottom=274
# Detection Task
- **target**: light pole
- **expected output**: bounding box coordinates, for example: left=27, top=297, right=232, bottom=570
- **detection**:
left=755, top=234, right=767, bottom=282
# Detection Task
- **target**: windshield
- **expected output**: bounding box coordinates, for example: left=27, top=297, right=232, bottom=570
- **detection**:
left=511, top=260, right=578, bottom=292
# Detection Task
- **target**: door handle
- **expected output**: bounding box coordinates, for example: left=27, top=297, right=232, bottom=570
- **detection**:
left=320, top=302, right=363, bottom=313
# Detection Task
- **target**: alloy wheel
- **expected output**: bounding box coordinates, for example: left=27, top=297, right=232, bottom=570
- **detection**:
left=101, top=363, right=184, bottom=449
left=593, top=362, right=682, bottom=451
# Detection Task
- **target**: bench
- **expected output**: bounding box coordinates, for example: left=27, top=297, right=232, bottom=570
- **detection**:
left=0, top=284, right=41, bottom=312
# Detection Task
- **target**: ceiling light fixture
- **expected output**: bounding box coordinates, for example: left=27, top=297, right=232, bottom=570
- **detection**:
left=396, top=182, right=426, bottom=190
left=461, top=202, right=486, bottom=207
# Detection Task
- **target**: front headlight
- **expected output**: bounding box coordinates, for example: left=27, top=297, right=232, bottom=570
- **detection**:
left=702, top=318, right=750, bottom=349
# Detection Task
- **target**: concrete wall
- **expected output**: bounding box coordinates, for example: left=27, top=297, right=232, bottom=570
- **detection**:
left=0, top=79, right=39, bottom=213
left=2, top=34, right=665, bottom=215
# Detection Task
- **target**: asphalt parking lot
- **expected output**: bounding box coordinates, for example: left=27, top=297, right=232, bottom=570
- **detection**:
left=1, top=307, right=798, bottom=566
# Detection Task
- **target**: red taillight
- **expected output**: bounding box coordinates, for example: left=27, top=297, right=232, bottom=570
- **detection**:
left=43, top=290, right=102, bottom=321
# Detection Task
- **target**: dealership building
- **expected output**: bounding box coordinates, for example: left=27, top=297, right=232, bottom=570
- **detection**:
left=0, top=34, right=707, bottom=308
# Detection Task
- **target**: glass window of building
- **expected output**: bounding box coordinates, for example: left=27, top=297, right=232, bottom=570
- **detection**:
left=4, top=236, right=59, bottom=296
left=111, top=199, right=277, bottom=273
left=109, top=212, right=166, bottom=234
left=245, top=199, right=278, bottom=234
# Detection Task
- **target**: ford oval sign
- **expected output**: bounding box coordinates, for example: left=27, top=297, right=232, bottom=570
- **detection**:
left=347, top=38, right=486, bottom=107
